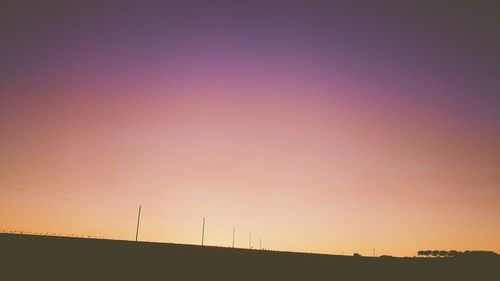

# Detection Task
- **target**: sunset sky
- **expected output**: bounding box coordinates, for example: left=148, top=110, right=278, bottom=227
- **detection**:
left=1, top=1, right=499, bottom=257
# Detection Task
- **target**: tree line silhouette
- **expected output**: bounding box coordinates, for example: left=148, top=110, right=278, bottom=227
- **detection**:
left=417, top=250, right=498, bottom=258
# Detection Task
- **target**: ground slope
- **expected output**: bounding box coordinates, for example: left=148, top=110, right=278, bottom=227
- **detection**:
left=0, top=234, right=498, bottom=280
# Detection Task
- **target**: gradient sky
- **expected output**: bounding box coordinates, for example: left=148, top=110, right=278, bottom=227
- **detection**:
left=1, top=1, right=499, bottom=256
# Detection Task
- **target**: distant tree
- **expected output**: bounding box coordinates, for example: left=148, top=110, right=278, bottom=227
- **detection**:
left=431, top=250, right=439, bottom=258
left=463, top=251, right=497, bottom=258
left=448, top=250, right=459, bottom=257
left=353, top=253, right=362, bottom=257
left=424, top=250, right=432, bottom=257
left=417, top=250, right=425, bottom=257
left=438, top=250, right=449, bottom=257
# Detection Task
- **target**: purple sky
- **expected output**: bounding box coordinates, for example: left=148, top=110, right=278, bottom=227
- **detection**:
left=1, top=1, right=499, bottom=255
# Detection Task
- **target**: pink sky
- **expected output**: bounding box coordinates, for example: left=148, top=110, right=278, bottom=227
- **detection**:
left=1, top=75, right=499, bottom=256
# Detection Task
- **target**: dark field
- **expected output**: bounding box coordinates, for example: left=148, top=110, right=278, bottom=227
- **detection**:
left=1, top=233, right=498, bottom=280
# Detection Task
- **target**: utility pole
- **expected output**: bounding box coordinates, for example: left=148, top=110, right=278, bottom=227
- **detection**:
left=201, top=217, right=205, bottom=246
left=135, top=205, right=141, bottom=242
left=259, top=236, right=262, bottom=250
left=232, top=226, right=235, bottom=248
left=373, top=248, right=376, bottom=257
left=249, top=232, right=252, bottom=249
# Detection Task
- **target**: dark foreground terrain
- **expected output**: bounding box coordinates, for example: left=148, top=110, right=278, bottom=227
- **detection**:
left=1, top=234, right=498, bottom=280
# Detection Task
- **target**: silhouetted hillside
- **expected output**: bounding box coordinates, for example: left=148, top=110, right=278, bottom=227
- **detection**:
left=1, top=234, right=498, bottom=280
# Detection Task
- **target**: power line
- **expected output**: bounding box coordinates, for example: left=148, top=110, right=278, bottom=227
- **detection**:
left=0, top=182, right=130, bottom=211
left=0, top=175, right=133, bottom=210
left=1, top=176, right=275, bottom=254
left=0, top=175, right=81, bottom=197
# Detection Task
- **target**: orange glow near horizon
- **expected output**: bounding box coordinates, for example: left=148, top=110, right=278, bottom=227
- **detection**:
left=1, top=81, right=499, bottom=257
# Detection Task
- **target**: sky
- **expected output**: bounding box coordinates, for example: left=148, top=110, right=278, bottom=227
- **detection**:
left=0, top=1, right=499, bottom=257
